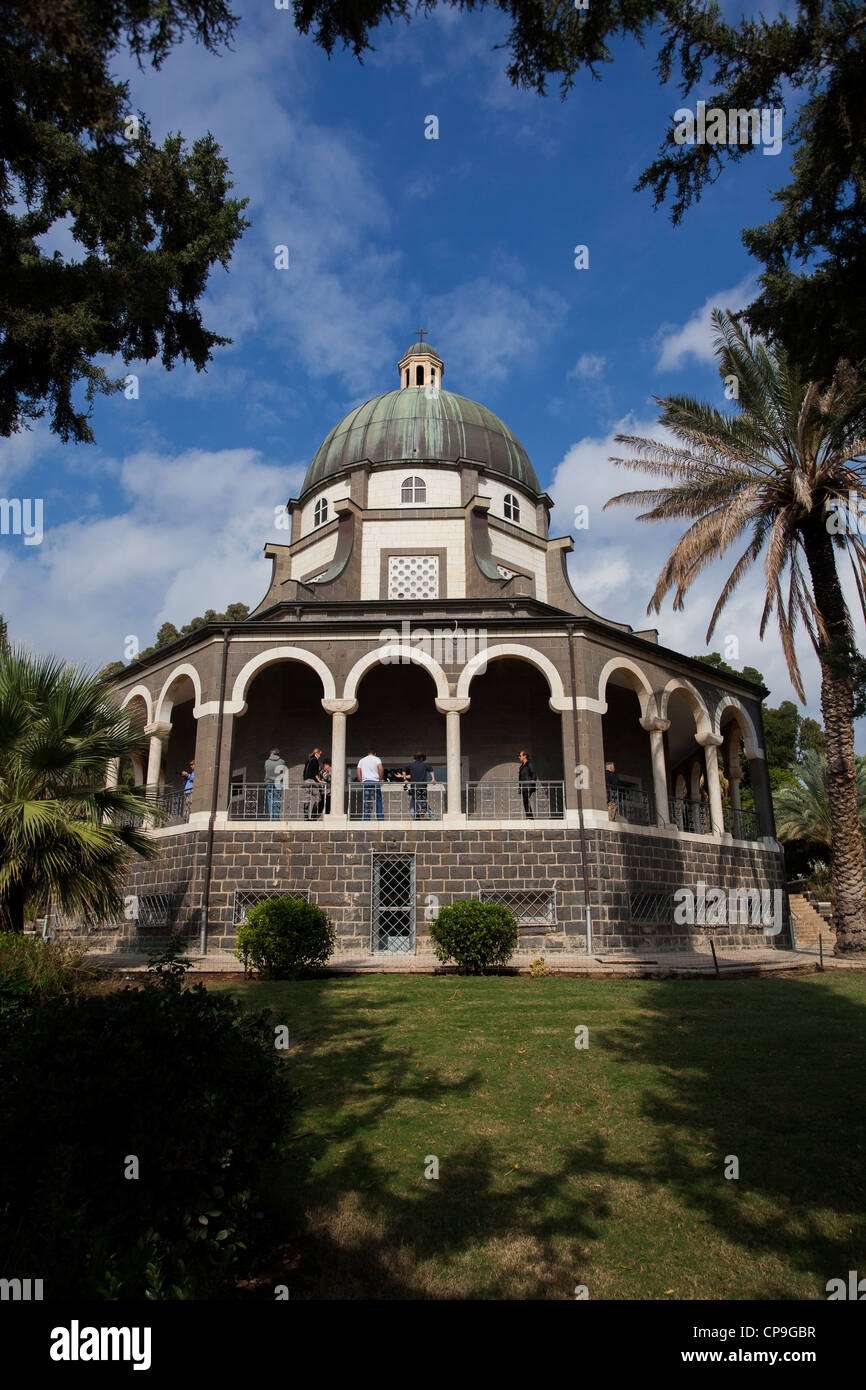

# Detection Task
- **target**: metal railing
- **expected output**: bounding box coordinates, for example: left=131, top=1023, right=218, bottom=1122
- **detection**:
left=228, top=782, right=327, bottom=821
left=608, top=786, right=657, bottom=826
left=348, top=780, right=446, bottom=821
left=670, top=797, right=712, bottom=834
left=723, top=803, right=761, bottom=840
left=113, top=785, right=190, bottom=828
left=463, top=780, right=565, bottom=820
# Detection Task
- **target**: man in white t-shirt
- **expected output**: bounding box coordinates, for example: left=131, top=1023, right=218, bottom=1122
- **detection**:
left=357, top=749, right=384, bottom=820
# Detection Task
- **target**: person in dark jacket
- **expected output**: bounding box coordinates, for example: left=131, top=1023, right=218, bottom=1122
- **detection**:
left=518, top=749, right=536, bottom=818
left=399, top=752, right=437, bottom=820
left=303, top=747, right=324, bottom=819
left=605, top=760, right=620, bottom=820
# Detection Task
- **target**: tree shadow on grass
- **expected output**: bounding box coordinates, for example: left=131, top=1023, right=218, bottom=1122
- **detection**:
left=595, top=973, right=866, bottom=1298
left=240, top=972, right=866, bottom=1299
left=247, top=978, right=612, bottom=1299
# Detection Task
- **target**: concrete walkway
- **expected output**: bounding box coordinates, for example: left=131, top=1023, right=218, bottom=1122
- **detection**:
left=85, top=943, right=864, bottom=979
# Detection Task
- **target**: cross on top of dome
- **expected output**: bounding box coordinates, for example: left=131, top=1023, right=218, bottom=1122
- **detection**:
left=398, top=333, right=443, bottom=389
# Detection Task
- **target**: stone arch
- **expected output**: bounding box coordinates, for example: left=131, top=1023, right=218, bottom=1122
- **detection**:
left=658, top=677, right=713, bottom=740
left=154, top=663, right=203, bottom=724
left=231, top=646, right=337, bottom=714
left=456, top=643, right=566, bottom=707
left=344, top=645, right=449, bottom=702
left=713, top=695, right=761, bottom=760
left=120, top=685, right=154, bottom=726
left=596, top=657, right=657, bottom=719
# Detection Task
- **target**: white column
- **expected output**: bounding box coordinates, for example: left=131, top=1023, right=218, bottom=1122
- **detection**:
left=322, top=698, right=357, bottom=825
left=144, top=720, right=172, bottom=788
left=639, top=715, right=670, bottom=824
left=435, top=697, right=470, bottom=823
left=105, top=758, right=119, bottom=789
left=697, top=732, right=725, bottom=834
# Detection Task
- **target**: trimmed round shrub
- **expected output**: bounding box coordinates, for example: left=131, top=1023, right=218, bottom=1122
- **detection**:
left=235, top=895, right=335, bottom=978
left=430, top=900, right=519, bottom=974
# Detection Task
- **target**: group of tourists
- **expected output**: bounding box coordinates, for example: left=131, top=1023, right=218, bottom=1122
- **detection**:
left=264, top=746, right=331, bottom=820
left=187, top=746, right=543, bottom=821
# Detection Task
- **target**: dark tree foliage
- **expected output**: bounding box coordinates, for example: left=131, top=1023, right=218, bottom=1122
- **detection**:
left=293, top=0, right=866, bottom=377
left=1, top=1, right=249, bottom=443
left=132, top=602, right=250, bottom=661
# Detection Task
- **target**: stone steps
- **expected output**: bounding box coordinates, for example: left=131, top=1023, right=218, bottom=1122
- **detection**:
left=789, top=893, right=833, bottom=949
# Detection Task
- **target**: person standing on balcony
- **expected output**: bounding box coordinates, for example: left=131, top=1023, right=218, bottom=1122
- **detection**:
left=518, top=749, right=536, bottom=818
left=321, top=762, right=332, bottom=815
left=357, top=748, right=384, bottom=821
left=605, top=761, right=620, bottom=820
left=180, top=759, right=195, bottom=810
left=303, top=747, right=325, bottom=820
left=264, top=748, right=287, bottom=820
left=399, top=751, right=437, bottom=820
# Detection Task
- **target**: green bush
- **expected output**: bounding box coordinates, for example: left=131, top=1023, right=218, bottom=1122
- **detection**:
left=430, top=900, right=519, bottom=974
left=0, top=974, right=297, bottom=1298
left=235, top=895, right=335, bottom=978
left=0, top=931, right=94, bottom=1017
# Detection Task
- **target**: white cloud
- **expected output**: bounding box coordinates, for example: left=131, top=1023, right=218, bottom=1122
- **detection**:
left=567, top=353, right=606, bottom=382
left=2, top=446, right=304, bottom=668
left=655, top=279, right=755, bottom=371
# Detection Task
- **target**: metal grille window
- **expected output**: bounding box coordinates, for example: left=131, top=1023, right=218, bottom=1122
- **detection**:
left=629, top=891, right=674, bottom=926
left=233, top=889, right=310, bottom=925
left=480, top=889, right=556, bottom=926
left=371, top=854, right=415, bottom=953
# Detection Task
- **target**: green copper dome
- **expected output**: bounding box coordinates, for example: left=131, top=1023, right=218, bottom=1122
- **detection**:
left=301, top=388, right=540, bottom=498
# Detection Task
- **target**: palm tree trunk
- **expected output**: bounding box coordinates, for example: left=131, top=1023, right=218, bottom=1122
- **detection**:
left=802, top=512, right=866, bottom=953
left=0, top=879, right=27, bottom=933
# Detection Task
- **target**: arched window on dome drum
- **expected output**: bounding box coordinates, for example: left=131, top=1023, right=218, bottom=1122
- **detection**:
left=504, top=492, right=520, bottom=523
left=401, top=476, right=426, bottom=504
left=313, top=497, right=328, bottom=527
left=415, top=364, right=424, bottom=385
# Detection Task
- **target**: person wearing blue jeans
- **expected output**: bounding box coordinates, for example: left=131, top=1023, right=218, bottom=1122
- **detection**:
left=264, top=748, right=286, bottom=820
left=357, top=749, right=384, bottom=820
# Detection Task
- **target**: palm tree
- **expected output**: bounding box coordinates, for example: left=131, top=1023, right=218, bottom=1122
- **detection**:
left=0, top=649, right=159, bottom=933
left=774, top=750, right=866, bottom=846
left=605, top=310, right=866, bottom=953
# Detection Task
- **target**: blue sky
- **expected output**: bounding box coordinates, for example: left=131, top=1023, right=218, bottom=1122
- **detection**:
left=2, top=1, right=862, bottom=738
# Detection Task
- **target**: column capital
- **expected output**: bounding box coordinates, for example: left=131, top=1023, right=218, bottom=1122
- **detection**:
left=435, top=697, right=470, bottom=715
left=695, top=731, right=724, bottom=748
left=322, top=698, right=358, bottom=715
left=143, top=720, right=172, bottom=740
left=639, top=715, right=670, bottom=733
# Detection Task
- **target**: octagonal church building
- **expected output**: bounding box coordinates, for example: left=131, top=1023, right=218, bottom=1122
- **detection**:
left=101, top=339, right=787, bottom=960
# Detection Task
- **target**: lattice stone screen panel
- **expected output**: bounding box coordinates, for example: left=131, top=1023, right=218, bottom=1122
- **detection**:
left=628, top=891, right=674, bottom=927
left=387, top=554, right=439, bottom=599
left=233, top=889, right=310, bottom=925
left=480, top=889, right=556, bottom=927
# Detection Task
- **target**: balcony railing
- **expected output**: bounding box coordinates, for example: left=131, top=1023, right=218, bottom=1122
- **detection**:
left=608, top=786, right=657, bottom=826
left=348, top=781, right=446, bottom=821
left=113, top=785, right=189, bottom=828
left=670, top=797, right=712, bottom=834
left=723, top=803, right=762, bottom=839
left=229, top=782, right=325, bottom=821
left=463, top=781, right=565, bottom=819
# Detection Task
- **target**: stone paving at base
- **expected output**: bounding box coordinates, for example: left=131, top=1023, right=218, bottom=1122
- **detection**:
left=86, top=944, right=863, bottom=978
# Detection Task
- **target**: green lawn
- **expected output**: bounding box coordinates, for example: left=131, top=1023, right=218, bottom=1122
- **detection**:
left=216, top=972, right=866, bottom=1300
